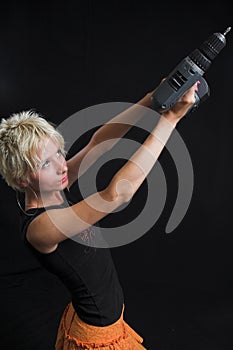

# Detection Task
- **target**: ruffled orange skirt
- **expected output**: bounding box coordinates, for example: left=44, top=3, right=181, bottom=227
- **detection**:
left=55, top=303, right=147, bottom=349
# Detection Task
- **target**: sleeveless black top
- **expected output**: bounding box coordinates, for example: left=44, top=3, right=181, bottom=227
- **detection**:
left=20, top=200, right=124, bottom=326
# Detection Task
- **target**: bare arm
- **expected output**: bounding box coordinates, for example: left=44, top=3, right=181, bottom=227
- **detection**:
left=27, top=85, right=196, bottom=253
left=67, top=92, right=153, bottom=186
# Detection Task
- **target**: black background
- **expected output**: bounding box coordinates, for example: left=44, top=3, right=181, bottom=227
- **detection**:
left=0, top=1, right=233, bottom=349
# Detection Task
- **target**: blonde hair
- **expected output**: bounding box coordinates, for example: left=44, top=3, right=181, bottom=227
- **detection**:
left=0, top=110, right=65, bottom=191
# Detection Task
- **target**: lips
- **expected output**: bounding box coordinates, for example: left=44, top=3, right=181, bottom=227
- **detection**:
left=61, top=175, right=68, bottom=184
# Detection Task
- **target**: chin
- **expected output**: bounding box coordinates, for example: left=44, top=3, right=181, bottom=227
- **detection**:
left=60, top=183, right=68, bottom=190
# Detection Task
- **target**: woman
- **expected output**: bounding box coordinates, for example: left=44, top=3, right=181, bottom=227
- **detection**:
left=0, top=83, right=197, bottom=349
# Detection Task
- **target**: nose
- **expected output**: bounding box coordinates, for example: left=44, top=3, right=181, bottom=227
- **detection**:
left=56, top=157, right=68, bottom=175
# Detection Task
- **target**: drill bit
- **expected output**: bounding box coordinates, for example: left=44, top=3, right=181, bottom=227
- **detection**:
left=223, top=27, right=231, bottom=36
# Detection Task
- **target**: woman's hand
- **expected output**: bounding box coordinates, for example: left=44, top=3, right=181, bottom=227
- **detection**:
left=161, top=82, right=198, bottom=126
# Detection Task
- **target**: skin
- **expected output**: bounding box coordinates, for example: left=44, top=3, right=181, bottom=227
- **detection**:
left=25, top=140, right=69, bottom=208
left=21, top=83, right=197, bottom=253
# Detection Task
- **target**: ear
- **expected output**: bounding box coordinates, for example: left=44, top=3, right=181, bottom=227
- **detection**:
left=16, top=179, right=30, bottom=188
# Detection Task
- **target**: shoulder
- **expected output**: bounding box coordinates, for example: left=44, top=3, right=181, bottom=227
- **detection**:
left=26, top=206, right=68, bottom=254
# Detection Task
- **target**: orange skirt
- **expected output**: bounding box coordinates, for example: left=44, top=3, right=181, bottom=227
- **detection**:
left=55, top=303, right=147, bottom=350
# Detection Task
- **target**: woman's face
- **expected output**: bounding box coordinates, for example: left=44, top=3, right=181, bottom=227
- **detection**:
left=28, top=136, right=68, bottom=194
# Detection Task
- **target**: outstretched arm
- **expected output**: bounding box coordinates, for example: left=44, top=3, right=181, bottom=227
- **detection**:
left=27, top=84, right=196, bottom=253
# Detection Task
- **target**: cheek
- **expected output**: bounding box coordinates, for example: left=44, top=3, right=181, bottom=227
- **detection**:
left=38, top=169, right=59, bottom=190
left=29, top=171, right=49, bottom=190
left=29, top=166, right=59, bottom=191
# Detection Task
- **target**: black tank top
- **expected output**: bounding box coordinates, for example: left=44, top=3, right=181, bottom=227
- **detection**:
left=20, top=200, right=124, bottom=326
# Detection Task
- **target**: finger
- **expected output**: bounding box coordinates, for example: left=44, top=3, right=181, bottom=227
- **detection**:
left=181, top=82, right=198, bottom=101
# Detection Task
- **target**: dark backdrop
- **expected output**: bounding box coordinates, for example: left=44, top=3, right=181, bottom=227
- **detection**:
left=1, top=1, right=233, bottom=349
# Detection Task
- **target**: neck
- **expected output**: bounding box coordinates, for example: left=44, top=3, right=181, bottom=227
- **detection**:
left=25, top=189, right=65, bottom=210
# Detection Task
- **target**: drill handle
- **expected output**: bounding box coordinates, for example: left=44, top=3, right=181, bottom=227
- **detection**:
left=151, top=57, right=203, bottom=112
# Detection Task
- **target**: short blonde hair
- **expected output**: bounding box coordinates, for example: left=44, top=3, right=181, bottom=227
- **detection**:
left=0, top=110, right=65, bottom=191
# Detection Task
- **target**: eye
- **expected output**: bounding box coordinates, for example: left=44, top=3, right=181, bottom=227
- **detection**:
left=56, top=149, right=64, bottom=157
left=42, top=160, right=50, bottom=168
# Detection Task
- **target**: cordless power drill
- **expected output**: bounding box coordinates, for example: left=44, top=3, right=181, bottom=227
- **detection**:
left=151, top=27, right=231, bottom=113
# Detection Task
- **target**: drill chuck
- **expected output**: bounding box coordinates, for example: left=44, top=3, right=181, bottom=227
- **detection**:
left=189, top=27, right=231, bottom=71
